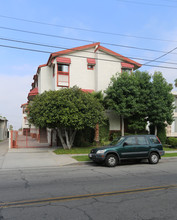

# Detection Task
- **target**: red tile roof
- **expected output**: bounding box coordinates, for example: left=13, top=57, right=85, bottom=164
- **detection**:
left=46, top=42, right=141, bottom=69
left=21, top=103, right=28, bottom=108
left=28, top=87, right=38, bottom=97
left=87, top=58, right=96, bottom=65
left=81, top=89, right=94, bottom=93
left=121, top=62, right=134, bottom=69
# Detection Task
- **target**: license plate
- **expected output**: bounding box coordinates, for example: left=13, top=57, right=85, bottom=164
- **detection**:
left=89, top=154, right=92, bottom=158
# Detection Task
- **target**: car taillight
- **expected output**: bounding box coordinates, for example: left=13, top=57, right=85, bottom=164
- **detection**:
left=156, top=136, right=161, bottom=144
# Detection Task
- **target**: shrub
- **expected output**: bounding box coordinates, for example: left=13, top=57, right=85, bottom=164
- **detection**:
left=149, top=124, right=167, bottom=144
left=99, top=119, right=110, bottom=145
left=157, top=125, right=166, bottom=144
left=74, top=127, right=95, bottom=147
left=167, top=137, right=177, bottom=148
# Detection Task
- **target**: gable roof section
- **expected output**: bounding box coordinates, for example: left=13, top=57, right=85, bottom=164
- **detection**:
left=28, top=87, right=38, bottom=97
left=46, top=42, right=141, bottom=69
left=37, top=64, right=47, bottom=74
left=21, top=103, right=28, bottom=108
left=98, top=45, right=141, bottom=69
left=47, top=42, right=100, bottom=65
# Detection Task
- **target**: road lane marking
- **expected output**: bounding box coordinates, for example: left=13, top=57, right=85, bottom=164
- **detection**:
left=0, top=184, right=177, bottom=208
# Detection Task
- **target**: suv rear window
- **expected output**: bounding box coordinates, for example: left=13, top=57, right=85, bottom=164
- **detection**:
left=149, top=136, right=160, bottom=144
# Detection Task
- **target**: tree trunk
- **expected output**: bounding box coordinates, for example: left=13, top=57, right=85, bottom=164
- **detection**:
left=58, top=128, right=68, bottom=149
left=57, top=128, right=77, bottom=149
left=65, top=129, right=71, bottom=149
left=94, top=123, right=99, bottom=145
left=121, top=116, right=124, bottom=136
left=154, top=125, right=157, bottom=136
left=70, top=129, right=77, bottom=147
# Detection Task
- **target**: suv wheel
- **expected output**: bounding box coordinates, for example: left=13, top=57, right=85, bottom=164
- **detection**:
left=149, top=152, right=159, bottom=164
left=105, top=154, right=118, bottom=167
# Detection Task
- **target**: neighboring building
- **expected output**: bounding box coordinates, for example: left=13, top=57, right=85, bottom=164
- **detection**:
left=0, top=116, right=8, bottom=140
left=21, top=42, right=141, bottom=144
left=167, top=91, right=177, bottom=137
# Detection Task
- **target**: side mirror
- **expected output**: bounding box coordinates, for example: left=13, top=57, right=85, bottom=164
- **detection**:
left=123, top=142, right=128, bottom=146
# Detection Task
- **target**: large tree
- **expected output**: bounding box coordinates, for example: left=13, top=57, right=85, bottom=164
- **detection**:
left=27, top=87, right=105, bottom=149
left=148, top=72, right=174, bottom=135
left=104, top=71, right=174, bottom=136
left=128, top=70, right=151, bottom=133
left=104, top=71, right=140, bottom=136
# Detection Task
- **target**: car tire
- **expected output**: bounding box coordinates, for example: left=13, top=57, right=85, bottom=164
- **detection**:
left=105, top=154, right=118, bottom=167
left=149, top=152, right=159, bottom=164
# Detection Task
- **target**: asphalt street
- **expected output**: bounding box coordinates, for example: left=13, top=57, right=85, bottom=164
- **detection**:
left=0, top=155, right=177, bottom=220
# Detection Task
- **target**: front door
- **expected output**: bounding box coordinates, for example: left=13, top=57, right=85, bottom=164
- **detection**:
left=120, top=136, right=137, bottom=159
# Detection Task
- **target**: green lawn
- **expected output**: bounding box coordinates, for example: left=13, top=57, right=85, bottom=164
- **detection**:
left=163, top=147, right=177, bottom=151
left=54, top=146, right=96, bottom=155
left=72, top=155, right=91, bottom=161
left=162, top=153, right=177, bottom=157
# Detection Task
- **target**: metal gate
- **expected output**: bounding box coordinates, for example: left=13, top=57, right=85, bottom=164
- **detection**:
left=10, top=129, right=50, bottom=148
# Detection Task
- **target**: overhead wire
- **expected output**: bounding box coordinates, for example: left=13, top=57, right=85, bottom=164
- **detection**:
left=115, top=0, right=177, bottom=8
left=1, top=36, right=177, bottom=65
left=1, top=43, right=177, bottom=70
left=143, top=46, right=177, bottom=65
left=0, top=14, right=177, bottom=43
left=1, top=26, right=177, bottom=56
left=1, top=18, right=177, bottom=69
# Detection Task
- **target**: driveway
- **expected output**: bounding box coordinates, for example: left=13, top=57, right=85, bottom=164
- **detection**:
left=0, top=140, right=78, bottom=170
left=0, top=139, right=9, bottom=168
left=0, top=139, right=9, bottom=156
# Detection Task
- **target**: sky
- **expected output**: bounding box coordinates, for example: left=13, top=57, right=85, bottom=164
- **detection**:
left=1, top=0, right=177, bottom=129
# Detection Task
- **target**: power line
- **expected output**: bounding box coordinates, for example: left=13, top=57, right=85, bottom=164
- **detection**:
left=162, top=0, right=177, bottom=2
left=116, top=0, right=177, bottom=8
left=1, top=26, right=177, bottom=56
left=0, top=44, right=50, bottom=54
left=1, top=36, right=177, bottom=65
left=128, top=56, right=177, bottom=65
left=1, top=43, right=177, bottom=70
left=0, top=14, right=177, bottom=43
left=144, top=46, right=177, bottom=65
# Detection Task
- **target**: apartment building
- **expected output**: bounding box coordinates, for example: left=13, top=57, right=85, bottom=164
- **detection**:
left=21, top=42, right=141, bottom=144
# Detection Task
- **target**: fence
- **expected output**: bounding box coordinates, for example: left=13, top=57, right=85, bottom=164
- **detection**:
left=9, top=128, right=50, bottom=148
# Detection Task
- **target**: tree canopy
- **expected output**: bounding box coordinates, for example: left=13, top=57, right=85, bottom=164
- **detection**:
left=104, top=71, right=174, bottom=135
left=28, top=86, right=105, bottom=149
left=148, top=72, right=174, bottom=134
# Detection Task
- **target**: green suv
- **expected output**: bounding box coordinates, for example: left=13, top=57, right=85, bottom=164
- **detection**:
left=88, top=135, right=165, bottom=167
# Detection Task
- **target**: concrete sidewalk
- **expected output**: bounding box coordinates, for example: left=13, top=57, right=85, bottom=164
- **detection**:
left=1, top=139, right=177, bottom=170
left=1, top=147, right=79, bottom=170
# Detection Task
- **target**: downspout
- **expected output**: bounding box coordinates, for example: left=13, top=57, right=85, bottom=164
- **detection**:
left=94, top=45, right=99, bottom=91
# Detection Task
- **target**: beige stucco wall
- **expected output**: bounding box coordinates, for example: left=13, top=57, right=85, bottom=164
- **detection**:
left=106, top=110, right=121, bottom=131
left=167, top=92, right=177, bottom=137
left=53, top=48, right=121, bottom=92
left=38, top=66, right=53, bottom=94
left=21, top=113, right=29, bottom=129
left=0, top=120, right=8, bottom=140
left=96, top=50, right=121, bottom=91
left=33, top=47, right=123, bottom=133
left=54, top=49, right=95, bottom=91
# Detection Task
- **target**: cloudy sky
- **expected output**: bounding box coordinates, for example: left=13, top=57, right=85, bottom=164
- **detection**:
left=1, top=0, right=177, bottom=129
